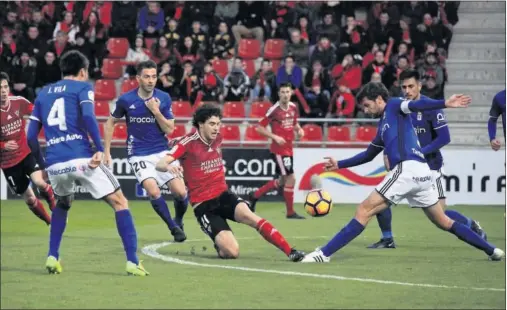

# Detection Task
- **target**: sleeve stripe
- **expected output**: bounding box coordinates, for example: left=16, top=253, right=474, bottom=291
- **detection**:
left=29, top=116, right=40, bottom=122
left=489, top=115, right=499, bottom=119
left=433, top=124, right=448, bottom=130
left=371, top=142, right=384, bottom=149
left=80, top=100, right=94, bottom=104
left=400, top=100, right=412, bottom=114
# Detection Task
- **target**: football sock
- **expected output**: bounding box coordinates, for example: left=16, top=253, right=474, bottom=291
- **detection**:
left=27, top=198, right=51, bottom=225
left=256, top=219, right=292, bottom=256
left=115, top=209, right=139, bottom=264
left=321, top=218, right=365, bottom=257
left=283, top=186, right=295, bottom=216
left=150, top=196, right=177, bottom=229
left=174, top=194, right=188, bottom=227
left=445, top=210, right=472, bottom=228
left=449, top=221, right=495, bottom=255
left=254, top=179, right=279, bottom=199
left=39, top=184, right=56, bottom=211
left=376, top=207, right=393, bottom=239
left=48, top=204, right=69, bottom=259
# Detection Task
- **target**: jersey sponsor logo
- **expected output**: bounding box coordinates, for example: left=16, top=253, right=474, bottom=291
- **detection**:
left=415, top=127, right=426, bottom=134
left=47, top=164, right=86, bottom=176
left=1, top=119, right=23, bottom=135
left=14, top=110, right=19, bottom=116
left=46, top=133, right=84, bottom=147
left=129, top=116, right=156, bottom=123
left=413, top=176, right=431, bottom=183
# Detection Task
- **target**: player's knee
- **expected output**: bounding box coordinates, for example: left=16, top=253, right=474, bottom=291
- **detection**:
left=56, top=196, right=72, bottom=210
left=107, top=192, right=129, bottom=211
left=219, top=245, right=240, bottom=259
left=285, top=174, right=296, bottom=186
left=24, top=193, right=37, bottom=205
left=170, top=185, right=187, bottom=200
left=146, top=187, right=161, bottom=200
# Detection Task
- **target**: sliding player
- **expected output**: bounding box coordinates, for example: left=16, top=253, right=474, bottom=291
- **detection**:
left=301, top=82, right=504, bottom=262
left=27, top=51, right=148, bottom=275
left=156, top=103, right=305, bottom=261
left=104, top=60, right=187, bottom=242
left=1, top=72, right=55, bottom=225
left=488, top=89, right=505, bottom=151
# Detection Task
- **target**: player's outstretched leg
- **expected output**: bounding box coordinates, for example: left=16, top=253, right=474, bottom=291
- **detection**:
left=30, top=170, right=56, bottom=211
left=302, top=190, right=388, bottom=263
left=105, top=190, right=149, bottom=276
left=23, top=188, right=51, bottom=225
left=282, top=174, right=305, bottom=219
left=167, top=178, right=188, bottom=233
left=233, top=201, right=305, bottom=261
left=444, top=209, right=487, bottom=240
left=368, top=206, right=396, bottom=249
left=423, top=202, right=503, bottom=261
left=46, top=195, right=72, bottom=274
left=248, top=179, right=280, bottom=212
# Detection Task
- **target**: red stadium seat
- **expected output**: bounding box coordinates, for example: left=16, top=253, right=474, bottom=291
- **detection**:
left=270, top=59, right=281, bottom=72
left=168, top=124, right=187, bottom=139
left=212, top=59, right=229, bottom=79
left=95, top=79, right=117, bottom=100
left=101, top=58, right=123, bottom=79
left=249, top=101, right=272, bottom=118
left=121, top=79, right=139, bottom=93
left=243, top=59, right=256, bottom=78
left=220, top=124, right=241, bottom=146
left=245, top=124, right=267, bottom=142
left=223, top=101, right=245, bottom=118
left=172, top=101, right=192, bottom=118
left=145, top=38, right=156, bottom=50
left=238, top=39, right=261, bottom=59
left=94, top=100, right=111, bottom=118
left=113, top=123, right=128, bottom=141
left=327, top=126, right=351, bottom=142
left=355, top=126, right=377, bottom=141
left=300, top=124, right=323, bottom=146
left=263, top=39, right=285, bottom=60
left=107, top=38, right=129, bottom=58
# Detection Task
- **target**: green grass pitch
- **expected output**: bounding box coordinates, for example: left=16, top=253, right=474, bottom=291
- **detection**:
left=1, top=200, right=505, bottom=309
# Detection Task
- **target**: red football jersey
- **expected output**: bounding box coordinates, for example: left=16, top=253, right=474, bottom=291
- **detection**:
left=168, top=131, right=228, bottom=204
left=0, top=96, right=33, bottom=169
left=259, top=101, right=298, bottom=156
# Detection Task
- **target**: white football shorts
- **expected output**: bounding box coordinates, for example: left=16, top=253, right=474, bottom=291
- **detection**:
left=128, top=150, right=181, bottom=187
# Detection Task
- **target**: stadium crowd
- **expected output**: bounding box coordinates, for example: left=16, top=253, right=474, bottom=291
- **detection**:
left=0, top=1, right=460, bottom=121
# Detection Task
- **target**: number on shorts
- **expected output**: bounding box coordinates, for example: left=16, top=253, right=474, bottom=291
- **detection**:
left=132, top=161, right=147, bottom=173
left=283, top=157, right=291, bottom=168
left=200, top=214, right=212, bottom=235
left=47, top=98, right=67, bottom=131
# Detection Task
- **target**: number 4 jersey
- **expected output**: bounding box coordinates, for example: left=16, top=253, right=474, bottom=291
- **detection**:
left=30, top=80, right=96, bottom=167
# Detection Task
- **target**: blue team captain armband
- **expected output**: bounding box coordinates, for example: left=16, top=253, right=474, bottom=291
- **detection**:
left=399, top=98, right=446, bottom=114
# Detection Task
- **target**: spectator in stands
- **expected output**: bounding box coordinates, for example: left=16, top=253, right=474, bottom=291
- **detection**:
left=2, top=10, right=20, bottom=37
left=304, top=84, right=329, bottom=121
left=110, top=1, right=137, bottom=40
left=266, top=19, right=286, bottom=40
left=421, top=75, right=443, bottom=99
left=179, top=60, right=201, bottom=104
left=73, top=33, right=101, bottom=78
left=418, top=52, right=444, bottom=87
left=80, top=11, right=107, bottom=67
left=316, top=13, right=340, bottom=46
left=157, top=61, right=182, bottom=98
left=401, top=1, right=425, bottom=25
left=163, top=18, right=181, bottom=49
left=304, top=59, right=331, bottom=98
left=390, top=41, right=410, bottom=66
left=331, top=54, right=363, bottom=93
left=41, top=1, right=67, bottom=26
left=162, top=1, right=185, bottom=23
left=397, top=17, right=413, bottom=46
left=367, top=2, right=400, bottom=28
left=295, top=15, right=314, bottom=45
left=10, top=51, right=36, bottom=101
left=211, top=21, right=235, bottom=60
left=181, top=2, right=215, bottom=31
left=1, top=33, right=16, bottom=74
left=388, top=56, right=410, bottom=97
left=415, top=13, right=453, bottom=52
left=48, top=30, right=74, bottom=58
left=250, top=59, right=275, bottom=102
left=35, top=51, right=60, bottom=93
left=370, top=72, right=382, bottom=83
left=214, top=1, right=239, bottom=27
left=189, top=21, right=208, bottom=55
left=198, top=61, right=224, bottom=102
left=284, top=29, right=309, bottom=69
left=232, top=1, right=265, bottom=44
left=18, top=25, right=46, bottom=60
left=151, top=35, right=177, bottom=66
left=25, top=10, right=52, bottom=42
left=224, top=57, right=250, bottom=101
left=310, top=35, right=337, bottom=70
left=53, top=11, right=79, bottom=44
left=125, top=35, right=151, bottom=77
left=177, top=35, right=202, bottom=66
left=293, top=2, right=319, bottom=30
left=276, top=55, right=303, bottom=90
left=361, top=42, right=378, bottom=69
left=368, top=11, right=396, bottom=50
left=329, top=85, right=356, bottom=119
left=362, top=50, right=394, bottom=88
left=82, top=1, right=113, bottom=29
left=340, top=14, right=368, bottom=57
left=138, top=1, right=165, bottom=38
left=267, top=1, right=295, bottom=40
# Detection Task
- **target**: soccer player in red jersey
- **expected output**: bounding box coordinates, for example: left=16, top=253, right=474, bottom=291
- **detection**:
left=248, top=83, right=306, bottom=219
left=156, top=103, right=305, bottom=261
left=0, top=72, right=56, bottom=225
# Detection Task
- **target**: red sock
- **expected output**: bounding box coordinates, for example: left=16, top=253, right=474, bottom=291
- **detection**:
left=256, top=219, right=292, bottom=256
left=27, top=198, right=51, bottom=225
left=254, top=179, right=279, bottom=199
left=39, top=184, right=56, bottom=211
left=283, top=186, right=295, bottom=216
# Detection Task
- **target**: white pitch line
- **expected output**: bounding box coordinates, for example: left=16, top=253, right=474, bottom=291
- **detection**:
left=141, top=238, right=505, bottom=292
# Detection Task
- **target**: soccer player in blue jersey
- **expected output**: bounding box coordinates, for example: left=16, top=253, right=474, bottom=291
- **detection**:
left=488, top=89, right=505, bottom=151
left=368, top=70, right=486, bottom=249
left=301, top=82, right=504, bottom=263
left=103, top=60, right=188, bottom=242
left=27, top=50, right=149, bottom=276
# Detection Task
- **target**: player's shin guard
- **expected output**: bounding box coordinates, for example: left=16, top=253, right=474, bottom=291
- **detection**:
left=254, top=179, right=279, bottom=200
left=115, top=209, right=139, bottom=264
left=321, top=218, right=365, bottom=257
left=48, top=203, right=70, bottom=259
left=449, top=221, right=495, bottom=255
left=150, top=196, right=177, bottom=229
left=39, top=184, right=56, bottom=211
left=445, top=210, right=472, bottom=228
left=376, top=207, right=393, bottom=239
left=174, top=195, right=188, bottom=227
left=256, top=219, right=292, bottom=256
left=283, top=186, right=295, bottom=216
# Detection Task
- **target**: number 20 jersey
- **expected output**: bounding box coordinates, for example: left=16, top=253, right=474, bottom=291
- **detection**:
left=31, top=80, right=96, bottom=167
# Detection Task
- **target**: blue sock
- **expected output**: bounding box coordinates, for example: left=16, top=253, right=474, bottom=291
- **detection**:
left=376, top=207, right=393, bottom=239
left=321, top=218, right=365, bottom=257
left=173, top=194, right=188, bottom=227
left=445, top=210, right=472, bottom=228
left=150, top=196, right=177, bottom=229
left=115, top=209, right=139, bottom=264
left=449, top=221, right=495, bottom=255
left=48, top=206, right=68, bottom=259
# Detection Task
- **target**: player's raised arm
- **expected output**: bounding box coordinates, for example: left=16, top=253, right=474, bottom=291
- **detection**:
left=79, top=86, right=104, bottom=154
left=155, top=141, right=186, bottom=173
left=488, top=92, right=503, bottom=151
left=104, top=98, right=126, bottom=166
left=145, top=96, right=175, bottom=135
left=421, top=110, right=451, bottom=155
left=335, top=130, right=384, bottom=169
left=397, top=94, right=471, bottom=114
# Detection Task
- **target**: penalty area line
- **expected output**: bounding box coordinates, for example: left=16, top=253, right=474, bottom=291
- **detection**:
left=141, top=239, right=505, bottom=292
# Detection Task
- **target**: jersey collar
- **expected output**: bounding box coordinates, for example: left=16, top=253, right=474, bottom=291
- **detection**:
left=0, top=100, right=11, bottom=112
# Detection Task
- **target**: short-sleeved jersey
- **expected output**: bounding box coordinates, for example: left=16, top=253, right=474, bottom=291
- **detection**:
left=259, top=102, right=298, bottom=156
left=31, top=80, right=96, bottom=167
left=111, top=88, right=174, bottom=157
left=168, top=131, right=228, bottom=204
left=410, top=95, right=448, bottom=170
left=489, top=89, right=506, bottom=138
left=375, top=97, right=427, bottom=168
left=0, top=96, right=33, bottom=169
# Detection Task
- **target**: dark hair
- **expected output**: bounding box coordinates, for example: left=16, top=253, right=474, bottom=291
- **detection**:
left=0, top=72, right=10, bottom=83
left=278, top=82, right=293, bottom=90
left=261, top=58, right=271, bottom=64
left=136, top=60, right=158, bottom=75
left=356, top=82, right=389, bottom=103
left=60, top=50, right=89, bottom=77
left=192, top=103, right=222, bottom=128
left=284, top=54, right=294, bottom=62
left=397, top=55, right=409, bottom=62
left=399, top=69, right=420, bottom=82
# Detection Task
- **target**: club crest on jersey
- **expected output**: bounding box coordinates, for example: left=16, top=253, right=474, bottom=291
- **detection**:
left=417, top=112, right=422, bottom=120
left=88, top=90, right=94, bottom=101
left=15, top=110, right=19, bottom=116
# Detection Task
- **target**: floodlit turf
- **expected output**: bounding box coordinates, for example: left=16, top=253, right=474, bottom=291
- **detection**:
left=1, top=200, right=505, bottom=309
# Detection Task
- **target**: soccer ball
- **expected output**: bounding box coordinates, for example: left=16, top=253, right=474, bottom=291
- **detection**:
left=304, top=189, right=332, bottom=217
